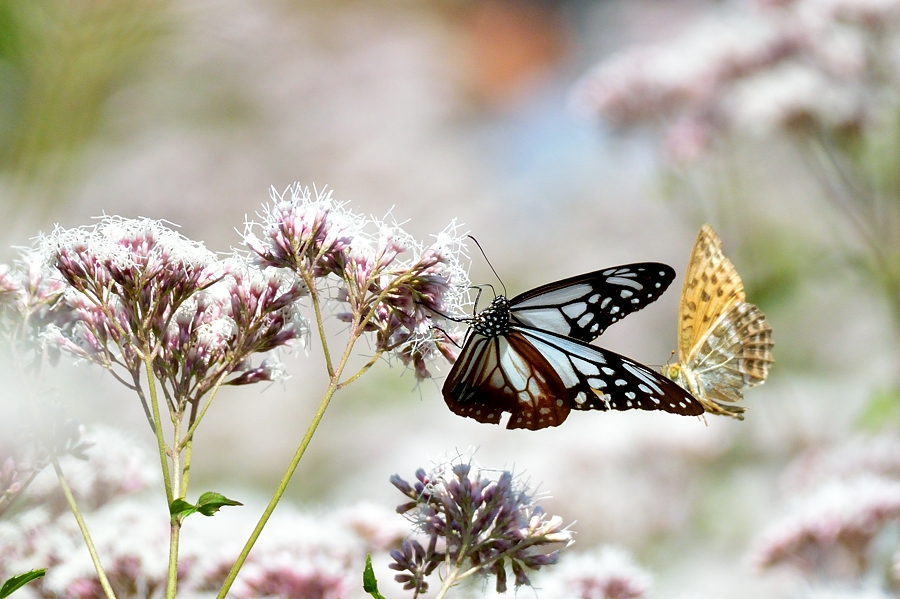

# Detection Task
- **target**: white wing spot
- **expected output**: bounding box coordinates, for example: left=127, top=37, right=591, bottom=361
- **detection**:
left=574, top=358, right=600, bottom=375
left=607, top=276, right=644, bottom=289
left=622, top=363, right=664, bottom=395
left=588, top=293, right=601, bottom=303
left=615, top=379, right=627, bottom=386
left=600, top=297, right=611, bottom=309
left=602, top=367, right=615, bottom=376
left=655, top=283, right=661, bottom=288
left=626, top=400, right=633, bottom=407
left=678, top=402, right=686, bottom=408
left=563, top=302, right=588, bottom=319
left=577, top=313, right=593, bottom=327
left=575, top=392, right=587, bottom=405
left=631, top=298, right=640, bottom=304
left=638, top=384, right=652, bottom=394
left=625, top=391, right=636, bottom=399
left=652, top=397, right=661, bottom=404
left=590, top=323, right=599, bottom=332
left=620, top=289, right=633, bottom=299
left=556, top=399, right=564, bottom=407
left=610, top=306, right=620, bottom=314
left=602, top=269, right=616, bottom=276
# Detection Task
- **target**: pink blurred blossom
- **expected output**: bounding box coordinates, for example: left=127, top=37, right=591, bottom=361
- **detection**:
left=750, top=476, right=900, bottom=576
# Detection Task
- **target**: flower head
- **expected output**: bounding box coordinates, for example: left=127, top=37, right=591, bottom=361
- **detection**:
left=750, top=476, right=900, bottom=576
left=244, top=184, right=471, bottom=381
left=389, top=454, right=573, bottom=594
left=42, top=217, right=224, bottom=369
left=243, top=184, right=361, bottom=277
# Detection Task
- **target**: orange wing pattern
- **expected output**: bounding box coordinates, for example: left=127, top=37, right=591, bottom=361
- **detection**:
left=677, top=224, right=746, bottom=363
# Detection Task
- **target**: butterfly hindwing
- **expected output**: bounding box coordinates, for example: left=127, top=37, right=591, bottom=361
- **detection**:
left=510, top=263, right=676, bottom=342
left=442, top=330, right=572, bottom=430
left=516, top=327, right=704, bottom=417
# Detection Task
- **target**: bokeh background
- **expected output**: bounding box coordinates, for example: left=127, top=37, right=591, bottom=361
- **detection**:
left=4, top=0, right=900, bottom=597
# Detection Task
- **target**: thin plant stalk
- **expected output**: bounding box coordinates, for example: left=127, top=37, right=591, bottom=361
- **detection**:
left=214, top=327, right=360, bottom=599
left=51, top=457, right=117, bottom=599
left=214, top=272, right=407, bottom=597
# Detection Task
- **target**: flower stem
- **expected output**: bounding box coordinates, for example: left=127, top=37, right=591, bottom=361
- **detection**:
left=214, top=329, right=360, bottom=599
left=51, top=457, right=117, bottom=599
left=433, top=565, right=461, bottom=599
left=337, top=350, right=384, bottom=388
left=145, top=358, right=174, bottom=505
left=180, top=374, right=227, bottom=452
left=144, top=357, right=180, bottom=599
left=303, top=274, right=334, bottom=377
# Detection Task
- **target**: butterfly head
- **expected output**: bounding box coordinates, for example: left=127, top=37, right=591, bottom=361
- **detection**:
left=665, top=363, right=687, bottom=387
left=472, top=295, right=511, bottom=337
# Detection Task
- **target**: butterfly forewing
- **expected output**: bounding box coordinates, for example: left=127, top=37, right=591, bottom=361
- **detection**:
left=510, top=263, right=676, bottom=342
left=516, top=327, right=704, bottom=416
left=678, top=225, right=745, bottom=363
left=443, top=331, right=572, bottom=430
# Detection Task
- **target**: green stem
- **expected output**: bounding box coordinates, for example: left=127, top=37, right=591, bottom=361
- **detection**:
left=180, top=401, right=200, bottom=499
left=337, top=350, right=385, bottom=388
left=51, top=457, right=117, bottom=599
left=303, top=274, right=334, bottom=377
left=144, top=358, right=173, bottom=505
left=214, top=330, right=360, bottom=599
left=143, top=358, right=180, bottom=599
left=432, top=565, right=461, bottom=599
left=166, top=516, right=181, bottom=599
left=180, top=375, right=227, bottom=450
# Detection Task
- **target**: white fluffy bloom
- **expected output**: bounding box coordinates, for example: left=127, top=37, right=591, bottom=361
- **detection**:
left=539, top=546, right=653, bottom=599
left=751, top=476, right=900, bottom=571
left=727, top=62, right=863, bottom=134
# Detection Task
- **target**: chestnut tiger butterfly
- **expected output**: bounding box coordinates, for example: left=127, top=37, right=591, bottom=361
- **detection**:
left=442, top=263, right=705, bottom=430
left=662, top=225, right=773, bottom=420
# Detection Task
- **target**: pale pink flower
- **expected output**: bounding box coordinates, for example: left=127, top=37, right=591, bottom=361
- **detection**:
left=540, top=546, right=653, bottom=599
left=750, top=476, right=900, bottom=576
left=244, top=184, right=471, bottom=381
left=781, top=435, right=900, bottom=493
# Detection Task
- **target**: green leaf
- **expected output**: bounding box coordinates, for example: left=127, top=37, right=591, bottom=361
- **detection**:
left=170, top=492, right=242, bottom=520
left=362, top=554, right=387, bottom=599
left=169, top=498, right=197, bottom=518
left=0, top=569, right=46, bottom=599
left=194, top=492, right=242, bottom=517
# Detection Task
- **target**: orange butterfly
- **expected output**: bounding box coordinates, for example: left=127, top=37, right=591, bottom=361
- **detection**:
left=664, top=225, right=774, bottom=419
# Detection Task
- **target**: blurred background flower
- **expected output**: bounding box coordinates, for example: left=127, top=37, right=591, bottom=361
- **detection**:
left=2, top=0, right=899, bottom=597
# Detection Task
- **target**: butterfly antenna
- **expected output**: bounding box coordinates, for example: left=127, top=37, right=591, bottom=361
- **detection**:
left=665, top=349, right=675, bottom=367
left=468, top=235, right=507, bottom=297
left=432, top=324, right=463, bottom=348
left=415, top=301, right=471, bottom=324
